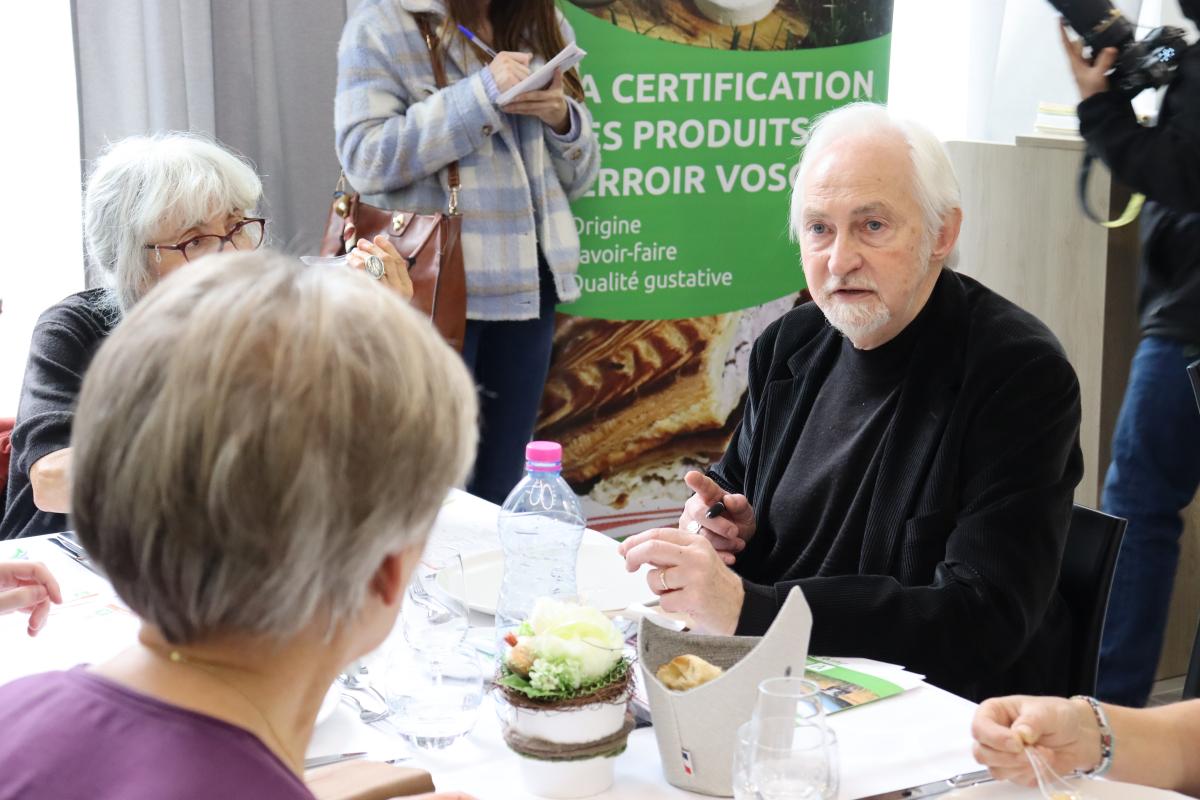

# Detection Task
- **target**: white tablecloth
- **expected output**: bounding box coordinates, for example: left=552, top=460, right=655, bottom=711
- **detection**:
left=1, top=491, right=1009, bottom=800
left=304, top=682, right=984, bottom=800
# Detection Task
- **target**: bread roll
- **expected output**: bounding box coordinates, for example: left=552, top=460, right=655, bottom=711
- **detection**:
left=656, top=654, right=724, bottom=691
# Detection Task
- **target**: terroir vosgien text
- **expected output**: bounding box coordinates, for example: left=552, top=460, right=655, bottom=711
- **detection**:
left=580, top=68, right=878, bottom=198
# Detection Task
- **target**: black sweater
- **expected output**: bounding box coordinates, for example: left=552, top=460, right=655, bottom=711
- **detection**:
left=710, top=271, right=1083, bottom=702
left=2, top=289, right=116, bottom=539
left=762, top=300, right=928, bottom=580
left=1078, top=42, right=1200, bottom=346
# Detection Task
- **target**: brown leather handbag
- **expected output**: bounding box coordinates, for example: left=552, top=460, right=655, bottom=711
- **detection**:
left=320, top=15, right=466, bottom=351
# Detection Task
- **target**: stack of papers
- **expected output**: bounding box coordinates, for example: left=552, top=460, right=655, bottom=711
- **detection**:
left=496, top=43, right=587, bottom=105
left=1034, top=101, right=1081, bottom=138
left=806, top=656, right=925, bottom=713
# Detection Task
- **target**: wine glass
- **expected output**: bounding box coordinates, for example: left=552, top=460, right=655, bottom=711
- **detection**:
left=732, top=720, right=759, bottom=800
left=754, top=676, right=826, bottom=728
left=401, top=547, right=469, bottom=657
left=380, top=644, right=483, bottom=750
left=733, top=716, right=839, bottom=800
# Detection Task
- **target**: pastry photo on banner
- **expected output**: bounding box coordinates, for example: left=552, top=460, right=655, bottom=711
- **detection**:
left=565, top=0, right=894, bottom=50
left=541, top=0, right=896, bottom=537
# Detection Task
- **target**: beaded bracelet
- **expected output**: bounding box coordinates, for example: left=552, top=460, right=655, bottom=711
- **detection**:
left=1071, top=694, right=1114, bottom=778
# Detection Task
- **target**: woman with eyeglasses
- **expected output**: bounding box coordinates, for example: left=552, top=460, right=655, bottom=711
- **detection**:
left=0, top=133, right=414, bottom=540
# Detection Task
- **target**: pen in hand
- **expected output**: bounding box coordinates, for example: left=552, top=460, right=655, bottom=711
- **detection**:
left=684, top=501, right=725, bottom=534
left=457, top=24, right=499, bottom=60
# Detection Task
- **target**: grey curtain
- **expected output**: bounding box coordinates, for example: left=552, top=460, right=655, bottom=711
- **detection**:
left=73, top=0, right=362, bottom=255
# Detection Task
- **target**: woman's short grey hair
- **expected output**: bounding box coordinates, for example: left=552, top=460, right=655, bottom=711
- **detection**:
left=70, top=251, right=478, bottom=645
left=84, top=132, right=263, bottom=313
left=790, top=102, right=962, bottom=269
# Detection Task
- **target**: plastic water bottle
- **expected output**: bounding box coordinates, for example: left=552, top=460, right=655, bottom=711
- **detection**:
left=495, top=441, right=585, bottom=651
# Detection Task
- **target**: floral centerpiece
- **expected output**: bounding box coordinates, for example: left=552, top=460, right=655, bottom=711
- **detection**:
left=495, top=598, right=635, bottom=799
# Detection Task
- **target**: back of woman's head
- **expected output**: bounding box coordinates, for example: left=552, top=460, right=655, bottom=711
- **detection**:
left=70, top=250, right=478, bottom=645
left=84, top=132, right=263, bottom=313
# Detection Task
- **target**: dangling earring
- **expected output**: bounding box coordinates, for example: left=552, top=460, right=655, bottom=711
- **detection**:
left=154, top=246, right=162, bottom=264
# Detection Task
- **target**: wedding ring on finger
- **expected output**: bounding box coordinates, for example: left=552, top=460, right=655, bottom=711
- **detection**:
left=685, top=519, right=706, bottom=536
left=658, top=569, right=671, bottom=593
left=365, top=254, right=386, bottom=280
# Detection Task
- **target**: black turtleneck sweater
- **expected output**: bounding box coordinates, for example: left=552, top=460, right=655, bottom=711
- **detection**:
left=763, top=306, right=927, bottom=581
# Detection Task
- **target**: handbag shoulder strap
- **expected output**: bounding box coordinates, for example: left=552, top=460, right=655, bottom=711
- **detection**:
left=415, top=14, right=461, bottom=214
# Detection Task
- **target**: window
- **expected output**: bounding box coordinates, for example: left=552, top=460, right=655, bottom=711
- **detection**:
left=0, top=2, right=84, bottom=416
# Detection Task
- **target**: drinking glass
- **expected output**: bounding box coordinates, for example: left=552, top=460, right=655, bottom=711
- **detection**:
left=732, top=720, right=758, bottom=800
left=754, top=676, right=826, bottom=728
left=733, top=717, right=839, bottom=800
left=401, top=547, right=469, bottom=656
left=380, top=644, right=483, bottom=750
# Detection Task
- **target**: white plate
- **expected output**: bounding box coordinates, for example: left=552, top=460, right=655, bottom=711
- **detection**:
left=442, top=532, right=656, bottom=614
left=314, top=682, right=341, bottom=728
left=946, top=777, right=1189, bottom=799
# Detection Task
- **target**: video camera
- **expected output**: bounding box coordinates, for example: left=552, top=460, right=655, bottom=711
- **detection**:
left=1049, top=0, right=1188, bottom=96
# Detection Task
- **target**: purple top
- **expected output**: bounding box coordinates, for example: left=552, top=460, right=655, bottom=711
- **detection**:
left=0, top=668, right=313, bottom=800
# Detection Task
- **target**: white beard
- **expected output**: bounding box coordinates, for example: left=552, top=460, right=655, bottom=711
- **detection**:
left=816, top=237, right=936, bottom=346
left=819, top=295, right=892, bottom=343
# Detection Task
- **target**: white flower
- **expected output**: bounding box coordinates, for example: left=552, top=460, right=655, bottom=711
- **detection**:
left=518, top=598, right=624, bottom=687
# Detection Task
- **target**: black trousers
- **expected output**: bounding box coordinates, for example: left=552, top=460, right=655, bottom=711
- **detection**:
left=460, top=256, right=559, bottom=505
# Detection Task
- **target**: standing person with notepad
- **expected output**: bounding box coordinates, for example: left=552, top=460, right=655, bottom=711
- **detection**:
left=336, top=1, right=600, bottom=504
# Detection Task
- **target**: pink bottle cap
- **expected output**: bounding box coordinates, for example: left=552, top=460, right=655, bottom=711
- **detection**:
left=525, top=441, right=562, bottom=470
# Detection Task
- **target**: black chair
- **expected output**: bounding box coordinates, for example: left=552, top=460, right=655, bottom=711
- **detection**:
left=1181, top=359, right=1200, bottom=699
left=1059, top=504, right=1127, bottom=697
left=1189, top=359, right=1200, bottom=414
left=1185, top=618, right=1200, bottom=700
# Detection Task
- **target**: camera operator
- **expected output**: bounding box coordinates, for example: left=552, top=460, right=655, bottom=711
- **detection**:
left=1060, top=4, right=1200, bottom=708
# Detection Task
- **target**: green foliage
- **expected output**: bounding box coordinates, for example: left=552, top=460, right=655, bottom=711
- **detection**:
left=498, top=658, right=630, bottom=702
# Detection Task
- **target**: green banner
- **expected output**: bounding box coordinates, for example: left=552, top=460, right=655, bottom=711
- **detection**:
left=559, top=2, right=891, bottom=320
left=540, top=2, right=894, bottom=537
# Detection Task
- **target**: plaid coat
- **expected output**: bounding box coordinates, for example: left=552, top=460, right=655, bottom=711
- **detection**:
left=335, top=0, right=600, bottom=320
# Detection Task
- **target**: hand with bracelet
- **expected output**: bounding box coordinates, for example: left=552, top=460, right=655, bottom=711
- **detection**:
left=972, top=694, right=1200, bottom=794
left=971, top=695, right=1106, bottom=786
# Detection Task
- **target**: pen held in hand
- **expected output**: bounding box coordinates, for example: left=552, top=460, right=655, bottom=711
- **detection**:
left=456, top=24, right=498, bottom=60
left=684, top=499, right=727, bottom=535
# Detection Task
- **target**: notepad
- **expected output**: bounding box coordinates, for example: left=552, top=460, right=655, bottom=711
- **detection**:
left=496, top=43, right=587, bottom=105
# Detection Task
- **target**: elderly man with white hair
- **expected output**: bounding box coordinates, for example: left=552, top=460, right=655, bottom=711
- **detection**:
left=620, top=102, right=1084, bottom=701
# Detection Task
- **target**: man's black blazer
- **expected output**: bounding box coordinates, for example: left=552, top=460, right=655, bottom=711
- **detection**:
left=710, top=270, right=1084, bottom=702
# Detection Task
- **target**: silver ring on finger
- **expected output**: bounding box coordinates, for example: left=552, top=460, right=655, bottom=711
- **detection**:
left=685, top=519, right=707, bottom=536
left=365, top=254, right=386, bottom=280
left=658, top=569, right=671, bottom=593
